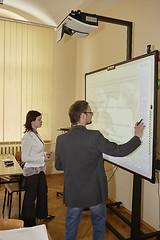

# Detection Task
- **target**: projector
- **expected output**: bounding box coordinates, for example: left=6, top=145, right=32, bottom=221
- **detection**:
left=56, top=10, right=98, bottom=42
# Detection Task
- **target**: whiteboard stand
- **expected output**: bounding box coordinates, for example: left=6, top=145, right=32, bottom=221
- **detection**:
left=106, top=173, right=160, bottom=239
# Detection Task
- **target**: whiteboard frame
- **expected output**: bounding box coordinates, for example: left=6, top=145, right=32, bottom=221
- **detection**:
left=85, top=51, right=158, bottom=183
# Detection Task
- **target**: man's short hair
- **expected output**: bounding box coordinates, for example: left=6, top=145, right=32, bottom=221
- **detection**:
left=69, top=100, right=89, bottom=125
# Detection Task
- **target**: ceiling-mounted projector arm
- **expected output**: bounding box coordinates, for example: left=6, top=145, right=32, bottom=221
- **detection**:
left=56, top=10, right=98, bottom=43
left=56, top=10, right=132, bottom=60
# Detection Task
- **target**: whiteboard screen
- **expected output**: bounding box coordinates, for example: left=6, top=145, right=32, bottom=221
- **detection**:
left=85, top=51, right=158, bottom=182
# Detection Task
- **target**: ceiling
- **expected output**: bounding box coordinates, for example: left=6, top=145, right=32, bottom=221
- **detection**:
left=0, top=0, right=120, bottom=27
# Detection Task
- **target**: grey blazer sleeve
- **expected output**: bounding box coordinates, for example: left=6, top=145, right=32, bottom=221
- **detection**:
left=96, top=131, right=141, bottom=157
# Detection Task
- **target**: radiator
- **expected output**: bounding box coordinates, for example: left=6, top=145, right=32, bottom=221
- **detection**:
left=0, top=142, right=53, bottom=156
left=0, top=143, right=22, bottom=155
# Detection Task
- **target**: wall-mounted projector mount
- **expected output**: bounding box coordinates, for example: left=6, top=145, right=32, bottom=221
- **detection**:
left=56, top=10, right=132, bottom=60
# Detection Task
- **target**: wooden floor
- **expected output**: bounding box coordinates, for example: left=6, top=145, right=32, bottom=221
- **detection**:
left=0, top=174, right=158, bottom=239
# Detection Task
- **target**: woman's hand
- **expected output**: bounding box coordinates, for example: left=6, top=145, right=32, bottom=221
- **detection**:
left=134, top=121, right=145, bottom=138
left=44, top=152, right=52, bottom=162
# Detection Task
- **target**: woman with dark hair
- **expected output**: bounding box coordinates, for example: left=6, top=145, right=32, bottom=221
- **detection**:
left=21, top=110, right=54, bottom=227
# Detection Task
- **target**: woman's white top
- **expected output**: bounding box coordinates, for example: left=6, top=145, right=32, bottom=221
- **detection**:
left=21, top=131, right=46, bottom=176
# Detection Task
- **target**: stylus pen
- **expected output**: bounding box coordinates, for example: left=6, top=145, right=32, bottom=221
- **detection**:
left=137, top=119, right=143, bottom=126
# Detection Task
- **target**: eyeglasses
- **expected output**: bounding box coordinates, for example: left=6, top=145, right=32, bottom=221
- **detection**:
left=84, top=112, right=93, bottom=115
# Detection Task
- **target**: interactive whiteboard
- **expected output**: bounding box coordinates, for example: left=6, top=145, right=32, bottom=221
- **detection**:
left=85, top=51, right=158, bottom=182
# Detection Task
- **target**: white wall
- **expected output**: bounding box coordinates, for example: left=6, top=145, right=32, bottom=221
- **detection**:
left=52, top=35, right=77, bottom=141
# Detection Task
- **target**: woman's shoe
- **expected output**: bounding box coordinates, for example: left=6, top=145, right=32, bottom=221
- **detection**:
left=45, top=215, right=55, bottom=220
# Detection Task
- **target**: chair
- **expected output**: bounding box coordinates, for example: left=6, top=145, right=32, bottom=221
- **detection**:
left=0, top=218, right=24, bottom=230
left=2, top=182, right=25, bottom=218
left=2, top=152, right=25, bottom=218
left=47, top=231, right=52, bottom=240
left=15, top=151, right=25, bottom=169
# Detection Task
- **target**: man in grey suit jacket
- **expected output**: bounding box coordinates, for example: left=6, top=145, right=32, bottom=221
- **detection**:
left=55, top=100, right=144, bottom=240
